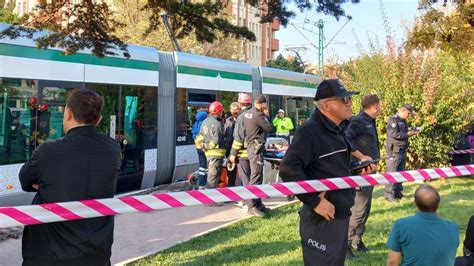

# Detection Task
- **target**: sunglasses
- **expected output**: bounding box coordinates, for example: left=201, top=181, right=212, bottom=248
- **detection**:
left=327, top=96, right=352, bottom=104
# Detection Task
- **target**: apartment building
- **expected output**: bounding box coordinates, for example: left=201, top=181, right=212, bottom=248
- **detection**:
left=229, top=0, right=280, bottom=66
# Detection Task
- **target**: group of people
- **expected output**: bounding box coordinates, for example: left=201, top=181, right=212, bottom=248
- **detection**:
left=279, top=79, right=472, bottom=265
left=192, top=93, right=274, bottom=216
left=16, top=82, right=472, bottom=265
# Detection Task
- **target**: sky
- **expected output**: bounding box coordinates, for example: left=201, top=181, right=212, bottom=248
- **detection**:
left=276, top=0, right=421, bottom=66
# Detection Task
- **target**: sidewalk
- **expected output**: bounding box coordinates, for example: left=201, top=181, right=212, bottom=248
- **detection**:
left=0, top=197, right=293, bottom=265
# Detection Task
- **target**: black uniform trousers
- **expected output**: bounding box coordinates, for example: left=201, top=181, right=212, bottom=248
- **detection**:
left=384, top=148, right=407, bottom=198
left=237, top=158, right=250, bottom=189
left=196, top=149, right=208, bottom=187
left=245, top=144, right=264, bottom=208
left=299, top=204, right=349, bottom=266
left=206, top=158, right=223, bottom=189
left=348, top=186, right=373, bottom=248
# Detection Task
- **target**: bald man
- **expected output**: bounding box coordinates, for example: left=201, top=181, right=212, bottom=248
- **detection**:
left=386, top=185, right=459, bottom=266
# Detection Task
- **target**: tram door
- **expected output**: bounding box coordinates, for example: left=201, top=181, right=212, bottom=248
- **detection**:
left=37, top=81, right=144, bottom=194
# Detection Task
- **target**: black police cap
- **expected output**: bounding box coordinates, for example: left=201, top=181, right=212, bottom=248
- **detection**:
left=314, top=79, right=359, bottom=101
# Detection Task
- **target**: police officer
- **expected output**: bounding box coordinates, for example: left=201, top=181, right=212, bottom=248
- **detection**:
left=272, top=109, right=294, bottom=141
left=279, top=79, right=374, bottom=266
left=199, top=101, right=226, bottom=193
left=228, top=93, right=252, bottom=207
left=242, top=95, right=273, bottom=217
left=384, top=104, right=419, bottom=201
left=345, top=94, right=382, bottom=258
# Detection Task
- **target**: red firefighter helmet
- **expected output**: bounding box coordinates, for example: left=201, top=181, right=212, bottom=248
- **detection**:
left=29, top=96, right=38, bottom=107
left=209, top=101, right=224, bottom=115
left=238, top=93, right=251, bottom=104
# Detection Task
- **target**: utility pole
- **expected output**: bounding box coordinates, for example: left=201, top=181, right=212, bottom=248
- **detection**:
left=160, top=12, right=182, bottom=52
left=317, top=19, right=324, bottom=74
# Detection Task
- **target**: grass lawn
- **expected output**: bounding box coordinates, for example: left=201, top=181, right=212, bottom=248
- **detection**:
left=133, top=177, right=474, bottom=265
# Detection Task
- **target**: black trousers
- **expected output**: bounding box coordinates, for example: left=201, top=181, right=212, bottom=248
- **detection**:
left=196, top=149, right=208, bottom=187
left=206, top=158, right=223, bottom=189
left=384, top=149, right=406, bottom=197
left=299, top=205, right=349, bottom=266
left=348, top=186, right=373, bottom=248
left=227, top=167, right=238, bottom=187
left=245, top=144, right=264, bottom=208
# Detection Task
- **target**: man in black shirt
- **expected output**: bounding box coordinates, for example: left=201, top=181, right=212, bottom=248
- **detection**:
left=224, top=102, right=240, bottom=186
left=20, top=89, right=121, bottom=266
left=384, top=104, right=419, bottom=201
left=242, top=95, right=273, bottom=217
left=345, top=94, right=382, bottom=257
left=279, top=79, right=374, bottom=266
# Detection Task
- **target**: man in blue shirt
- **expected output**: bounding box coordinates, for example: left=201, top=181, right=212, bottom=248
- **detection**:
left=386, top=185, right=459, bottom=266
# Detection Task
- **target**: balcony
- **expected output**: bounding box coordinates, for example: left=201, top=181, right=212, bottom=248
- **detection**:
left=271, top=38, right=279, bottom=51
left=272, top=20, right=280, bottom=31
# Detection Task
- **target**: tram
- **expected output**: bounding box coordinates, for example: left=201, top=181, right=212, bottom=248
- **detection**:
left=0, top=23, right=321, bottom=206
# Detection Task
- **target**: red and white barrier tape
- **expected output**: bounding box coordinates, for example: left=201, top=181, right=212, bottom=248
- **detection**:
left=450, top=149, right=474, bottom=155
left=1, top=165, right=473, bottom=228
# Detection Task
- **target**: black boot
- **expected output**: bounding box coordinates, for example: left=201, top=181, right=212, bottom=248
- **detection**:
left=346, top=246, right=358, bottom=260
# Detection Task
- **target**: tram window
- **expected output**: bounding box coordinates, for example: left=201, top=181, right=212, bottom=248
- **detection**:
left=267, top=95, right=314, bottom=134
left=0, top=78, right=37, bottom=165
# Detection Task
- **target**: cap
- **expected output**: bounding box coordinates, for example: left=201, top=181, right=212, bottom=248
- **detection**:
left=277, top=109, right=285, bottom=113
left=314, top=79, right=359, bottom=101
left=401, top=104, right=414, bottom=113
left=255, top=95, right=267, bottom=104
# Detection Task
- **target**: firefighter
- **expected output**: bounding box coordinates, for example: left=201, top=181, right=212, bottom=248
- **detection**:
left=198, top=101, right=226, bottom=195
left=242, top=95, right=274, bottom=217
left=228, top=93, right=252, bottom=207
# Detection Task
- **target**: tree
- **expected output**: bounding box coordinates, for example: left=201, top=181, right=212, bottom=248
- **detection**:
left=0, top=0, right=18, bottom=23
left=406, top=0, right=474, bottom=55
left=0, top=0, right=360, bottom=58
left=266, top=54, right=305, bottom=73
left=112, top=0, right=242, bottom=60
left=325, top=40, right=473, bottom=169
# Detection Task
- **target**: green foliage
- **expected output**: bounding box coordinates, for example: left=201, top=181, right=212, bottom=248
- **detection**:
left=133, top=177, right=474, bottom=265
left=0, top=0, right=360, bottom=57
left=0, top=1, right=18, bottom=23
left=112, top=0, right=243, bottom=61
left=266, top=54, right=305, bottom=73
left=407, top=1, right=474, bottom=55
left=335, top=46, right=473, bottom=169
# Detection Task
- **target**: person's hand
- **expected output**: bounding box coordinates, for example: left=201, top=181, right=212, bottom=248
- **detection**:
left=228, top=155, right=236, bottom=164
left=313, top=192, right=335, bottom=221
left=360, top=163, right=377, bottom=174
left=281, top=126, right=286, bottom=130
left=263, top=109, right=270, bottom=117
left=359, top=155, right=373, bottom=162
left=32, top=184, right=39, bottom=190
left=408, top=130, right=420, bottom=137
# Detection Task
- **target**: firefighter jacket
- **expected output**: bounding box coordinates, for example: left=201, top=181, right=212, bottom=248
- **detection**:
left=272, top=116, right=294, bottom=136
left=243, top=107, right=274, bottom=144
left=200, top=114, right=226, bottom=159
left=230, top=106, right=252, bottom=159
left=386, top=114, right=409, bottom=153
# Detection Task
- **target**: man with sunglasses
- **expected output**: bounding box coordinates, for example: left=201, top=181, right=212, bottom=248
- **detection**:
left=384, top=104, right=420, bottom=202
left=279, top=79, right=375, bottom=266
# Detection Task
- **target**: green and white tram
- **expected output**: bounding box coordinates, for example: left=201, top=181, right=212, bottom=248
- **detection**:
left=0, top=23, right=320, bottom=206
